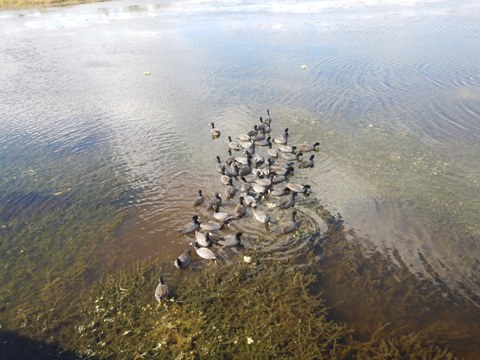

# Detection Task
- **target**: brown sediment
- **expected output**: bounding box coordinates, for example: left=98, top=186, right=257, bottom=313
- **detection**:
left=316, top=211, right=480, bottom=359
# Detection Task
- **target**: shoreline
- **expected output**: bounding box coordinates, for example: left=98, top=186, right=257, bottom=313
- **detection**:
left=0, top=0, right=106, bottom=10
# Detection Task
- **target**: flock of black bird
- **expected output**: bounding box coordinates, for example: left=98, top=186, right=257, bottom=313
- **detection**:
left=155, top=110, right=319, bottom=303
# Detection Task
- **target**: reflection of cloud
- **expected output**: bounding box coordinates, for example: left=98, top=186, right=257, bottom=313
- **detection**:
left=2, top=0, right=475, bottom=33
left=455, top=87, right=480, bottom=100
left=173, top=0, right=450, bottom=14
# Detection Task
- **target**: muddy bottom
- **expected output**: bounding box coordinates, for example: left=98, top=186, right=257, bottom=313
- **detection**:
left=314, top=210, right=480, bottom=359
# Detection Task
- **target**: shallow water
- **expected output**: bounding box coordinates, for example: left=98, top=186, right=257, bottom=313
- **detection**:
left=1, top=0, right=480, bottom=356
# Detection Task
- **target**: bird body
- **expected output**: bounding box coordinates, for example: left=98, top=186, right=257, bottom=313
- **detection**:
left=220, top=169, right=231, bottom=185
left=252, top=204, right=272, bottom=224
left=174, top=250, right=192, bottom=269
left=285, top=183, right=311, bottom=194
left=227, top=136, right=240, bottom=151
left=209, top=122, right=220, bottom=138
left=225, top=178, right=237, bottom=199
left=241, top=174, right=258, bottom=183
left=259, top=117, right=271, bottom=133
left=298, top=154, right=315, bottom=168
left=255, top=175, right=272, bottom=187
left=234, top=196, right=247, bottom=219
left=269, top=185, right=289, bottom=197
left=264, top=109, right=272, bottom=125
left=298, top=142, right=320, bottom=153
left=213, top=206, right=235, bottom=222
left=267, top=142, right=278, bottom=158
left=195, top=231, right=212, bottom=247
left=281, top=210, right=299, bottom=234
left=216, top=155, right=224, bottom=173
left=154, top=276, right=169, bottom=303
left=225, top=164, right=238, bottom=177
left=253, top=152, right=265, bottom=166
left=252, top=183, right=267, bottom=196
left=235, top=152, right=251, bottom=165
left=271, top=169, right=292, bottom=184
left=247, top=125, right=258, bottom=138
left=237, top=133, right=251, bottom=142
left=281, top=151, right=302, bottom=162
left=278, top=192, right=297, bottom=209
left=273, top=128, right=289, bottom=145
left=218, top=232, right=243, bottom=247
left=238, top=161, right=252, bottom=177
left=239, top=139, right=253, bottom=149
left=193, top=243, right=217, bottom=260
left=270, top=165, right=293, bottom=176
left=206, top=193, right=222, bottom=210
left=243, top=194, right=257, bottom=208
left=200, top=220, right=226, bottom=231
left=225, top=150, right=235, bottom=166
left=255, top=136, right=270, bottom=146
left=180, top=215, right=200, bottom=234
left=277, top=144, right=296, bottom=153
left=239, top=181, right=251, bottom=193
left=193, top=190, right=204, bottom=207
left=254, top=130, right=266, bottom=141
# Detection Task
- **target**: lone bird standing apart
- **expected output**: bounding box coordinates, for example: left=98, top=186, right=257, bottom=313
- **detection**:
left=209, top=122, right=221, bottom=138
left=154, top=276, right=169, bottom=303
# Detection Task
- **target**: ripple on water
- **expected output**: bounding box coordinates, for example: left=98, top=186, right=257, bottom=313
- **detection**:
left=1, top=3, right=480, bottom=357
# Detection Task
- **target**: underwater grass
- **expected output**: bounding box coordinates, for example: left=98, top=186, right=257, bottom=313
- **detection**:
left=72, top=252, right=456, bottom=359
left=0, top=119, right=471, bottom=359
left=0, top=139, right=132, bottom=345
left=0, top=153, right=462, bottom=359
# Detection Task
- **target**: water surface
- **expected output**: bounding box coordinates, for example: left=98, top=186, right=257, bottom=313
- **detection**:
left=1, top=0, right=480, bottom=356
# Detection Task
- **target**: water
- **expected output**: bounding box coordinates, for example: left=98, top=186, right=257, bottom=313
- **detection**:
left=1, top=0, right=480, bottom=356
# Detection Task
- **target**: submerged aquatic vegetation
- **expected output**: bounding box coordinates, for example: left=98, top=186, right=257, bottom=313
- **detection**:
left=0, top=112, right=468, bottom=358
left=73, top=249, right=456, bottom=359
left=0, top=139, right=132, bottom=344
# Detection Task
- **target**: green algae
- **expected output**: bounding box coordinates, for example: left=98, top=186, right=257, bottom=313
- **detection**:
left=71, top=252, right=456, bottom=359
left=0, top=139, right=131, bottom=345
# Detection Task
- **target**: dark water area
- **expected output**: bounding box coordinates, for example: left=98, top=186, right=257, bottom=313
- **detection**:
left=1, top=0, right=480, bottom=357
